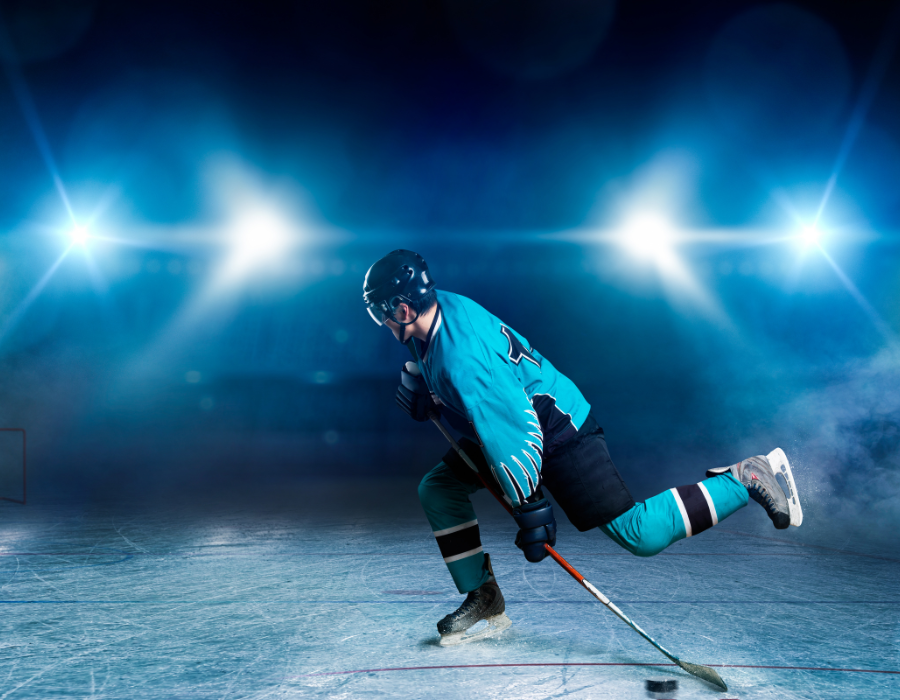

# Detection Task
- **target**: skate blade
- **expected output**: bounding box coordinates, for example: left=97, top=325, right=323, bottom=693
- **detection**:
left=439, top=613, right=512, bottom=646
left=766, top=448, right=803, bottom=527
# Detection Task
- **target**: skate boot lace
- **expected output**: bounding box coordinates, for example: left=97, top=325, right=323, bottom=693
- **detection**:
left=457, top=590, right=482, bottom=617
left=749, top=481, right=778, bottom=515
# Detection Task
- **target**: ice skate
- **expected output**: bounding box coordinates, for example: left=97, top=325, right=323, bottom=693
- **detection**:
left=437, top=555, right=511, bottom=646
left=707, top=448, right=802, bottom=529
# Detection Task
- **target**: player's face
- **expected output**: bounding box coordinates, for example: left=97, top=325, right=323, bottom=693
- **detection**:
left=383, top=317, right=404, bottom=341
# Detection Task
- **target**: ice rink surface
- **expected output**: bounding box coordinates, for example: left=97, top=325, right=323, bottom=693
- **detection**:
left=1, top=479, right=898, bottom=700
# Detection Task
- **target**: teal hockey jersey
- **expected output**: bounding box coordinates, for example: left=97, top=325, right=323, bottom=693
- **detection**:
left=408, top=290, right=591, bottom=507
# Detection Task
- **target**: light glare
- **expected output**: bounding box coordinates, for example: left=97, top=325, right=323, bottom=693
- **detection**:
left=620, top=212, right=676, bottom=261
left=70, top=224, right=89, bottom=245
left=220, top=203, right=296, bottom=282
left=802, top=225, right=820, bottom=246
left=233, top=208, right=288, bottom=261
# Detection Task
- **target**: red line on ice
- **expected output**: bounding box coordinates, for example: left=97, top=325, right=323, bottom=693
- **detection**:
left=0, top=551, right=883, bottom=558
left=292, top=662, right=900, bottom=678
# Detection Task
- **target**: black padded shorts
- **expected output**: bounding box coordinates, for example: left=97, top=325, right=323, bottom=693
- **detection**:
left=442, top=413, right=635, bottom=531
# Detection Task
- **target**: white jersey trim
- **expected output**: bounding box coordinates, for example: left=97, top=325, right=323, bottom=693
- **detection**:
left=670, top=487, right=693, bottom=538
left=697, top=482, right=719, bottom=526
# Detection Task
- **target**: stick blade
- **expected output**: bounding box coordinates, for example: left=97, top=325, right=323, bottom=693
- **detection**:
left=675, top=660, right=728, bottom=691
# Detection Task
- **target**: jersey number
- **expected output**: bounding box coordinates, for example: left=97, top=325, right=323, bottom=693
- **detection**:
left=501, top=326, right=540, bottom=368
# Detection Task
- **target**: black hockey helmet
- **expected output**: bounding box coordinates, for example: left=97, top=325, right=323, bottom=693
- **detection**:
left=363, top=249, right=435, bottom=326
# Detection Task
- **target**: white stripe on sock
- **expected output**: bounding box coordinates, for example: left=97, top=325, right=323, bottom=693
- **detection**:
left=697, top=482, right=719, bottom=526
left=433, top=519, right=478, bottom=537
left=443, top=546, right=483, bottom=564
left=670, top=488, right=693, bottom=538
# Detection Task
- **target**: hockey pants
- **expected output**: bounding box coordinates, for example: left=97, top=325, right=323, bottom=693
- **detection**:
left=418, top=462, right=748, bottom=594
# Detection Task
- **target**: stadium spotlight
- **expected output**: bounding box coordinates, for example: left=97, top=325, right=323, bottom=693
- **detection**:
left=220, top=201, right=296, bottom=282
left=618, top=212, right=678, bottom=264
left=69, top=224, right=89, bottom=245
left=801, top=224, right=821, bottom=246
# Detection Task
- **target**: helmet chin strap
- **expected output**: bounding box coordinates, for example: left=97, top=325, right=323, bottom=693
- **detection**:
left=387, top=307, right=419, bottom=344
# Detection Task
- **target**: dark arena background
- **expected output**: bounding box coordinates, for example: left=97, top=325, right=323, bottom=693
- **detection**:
left=0, top=1, right=898, bottom=698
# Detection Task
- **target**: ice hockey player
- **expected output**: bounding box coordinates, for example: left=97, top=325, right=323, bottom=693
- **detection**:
left=363, top=249, right=803, bottom=646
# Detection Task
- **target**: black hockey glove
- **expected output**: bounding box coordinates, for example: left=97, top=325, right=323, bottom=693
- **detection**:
left=396, top=362, right=440, bottom=422
left=513, top=498, right=557, bottom=563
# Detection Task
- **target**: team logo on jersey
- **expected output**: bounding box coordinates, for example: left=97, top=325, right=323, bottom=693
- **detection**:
left=501, top=326, right=541, bottom=368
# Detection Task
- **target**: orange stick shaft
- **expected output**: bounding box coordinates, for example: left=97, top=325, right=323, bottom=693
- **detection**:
left=543, top=544, right=586, bottom=583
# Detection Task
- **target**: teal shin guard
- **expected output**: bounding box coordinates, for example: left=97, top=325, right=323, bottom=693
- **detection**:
left=600, top=473, right=748, bottom=557
left=418, top=462, right=491, bottom=594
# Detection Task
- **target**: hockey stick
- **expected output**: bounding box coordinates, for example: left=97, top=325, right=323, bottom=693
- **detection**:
left=429, top=415, right=728, bottom=692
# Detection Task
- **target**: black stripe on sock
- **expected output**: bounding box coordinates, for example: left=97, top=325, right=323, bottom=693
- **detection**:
left=436, top=523, right=482, bottom=559
left=675, top=484, right=714, bottom=535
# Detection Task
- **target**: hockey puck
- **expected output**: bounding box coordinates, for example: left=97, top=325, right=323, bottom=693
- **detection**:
left=645, top=677, right=678, bottom=693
